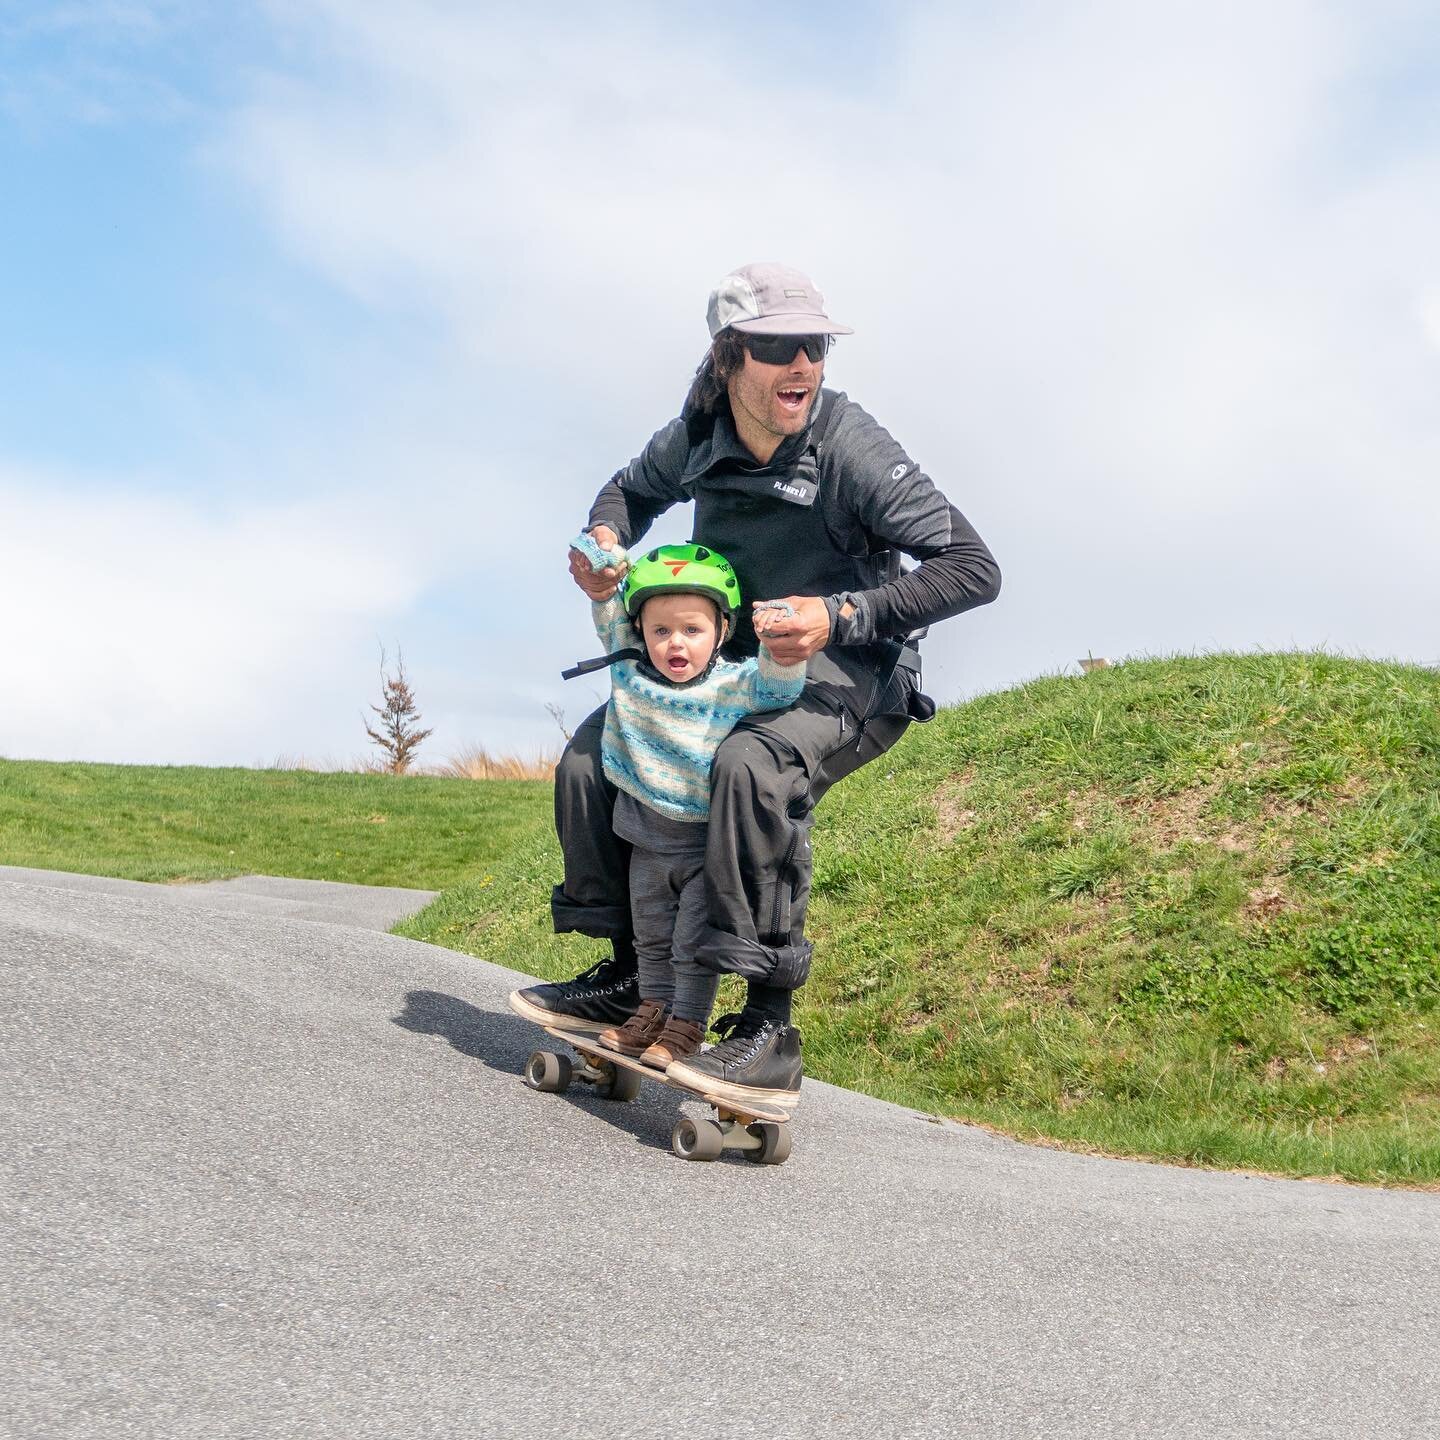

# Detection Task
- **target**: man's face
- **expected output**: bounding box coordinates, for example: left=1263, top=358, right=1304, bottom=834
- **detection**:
left=639, top=594, right=721, bottom=683
left=726, top=335, right=826, bottom=453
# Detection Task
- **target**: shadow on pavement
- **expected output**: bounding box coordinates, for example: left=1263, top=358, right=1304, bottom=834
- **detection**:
left=391, top=989, right=683, bottom=1155
left=392, top=989, right=535, bottom=1073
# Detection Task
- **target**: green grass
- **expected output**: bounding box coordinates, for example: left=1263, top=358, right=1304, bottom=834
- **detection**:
left=0, top=760, right=551, bottom=889
left=397, top=651, right=1440, bottom=1188
left=8, top=653, right=1436, bottom=1185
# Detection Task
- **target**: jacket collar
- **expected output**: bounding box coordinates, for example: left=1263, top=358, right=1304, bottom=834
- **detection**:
left=680, top=391, right=826, bottom=486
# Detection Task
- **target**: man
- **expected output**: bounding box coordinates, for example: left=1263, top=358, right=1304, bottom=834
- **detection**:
left=511, top=262, right=1000, bottom=1110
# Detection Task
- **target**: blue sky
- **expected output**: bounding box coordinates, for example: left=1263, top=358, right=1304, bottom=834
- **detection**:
left=2, top=6, right=417, bottom=484
left=3, top=1, right=1439, bottom=766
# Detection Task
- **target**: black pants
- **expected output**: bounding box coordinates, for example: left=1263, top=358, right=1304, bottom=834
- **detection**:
left=551, top=644, right=924, bottom=990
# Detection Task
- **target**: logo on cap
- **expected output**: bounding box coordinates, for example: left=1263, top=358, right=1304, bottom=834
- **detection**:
left=663, top=560, right=689, bottom=576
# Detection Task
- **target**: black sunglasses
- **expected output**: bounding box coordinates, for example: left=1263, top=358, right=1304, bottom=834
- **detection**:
left=743, top=332, right=833, bottom=365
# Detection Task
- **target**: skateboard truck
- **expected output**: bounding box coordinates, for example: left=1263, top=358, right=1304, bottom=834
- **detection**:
left=521, top=1027, right=793, bottom=1166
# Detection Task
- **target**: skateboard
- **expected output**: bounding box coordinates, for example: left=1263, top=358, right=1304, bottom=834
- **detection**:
left=511, top=1006, right=794, bottom=1165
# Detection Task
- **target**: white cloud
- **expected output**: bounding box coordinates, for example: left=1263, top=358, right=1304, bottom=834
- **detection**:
left=11, top=1, right=1440, bottom=765
left=1420, top=286, right=1440, bottom=354
left=0, top=472, right=423, bottom=764
left=210, top=1, right=1440, bottom=689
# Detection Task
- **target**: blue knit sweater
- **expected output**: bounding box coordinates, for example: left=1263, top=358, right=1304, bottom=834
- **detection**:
left=594, top=598, right=806, bottom=822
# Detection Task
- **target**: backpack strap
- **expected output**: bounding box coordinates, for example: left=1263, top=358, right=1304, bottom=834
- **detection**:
left=783, top=390, right=839, bottom=501
left=807, top=388, right=839, bottom=454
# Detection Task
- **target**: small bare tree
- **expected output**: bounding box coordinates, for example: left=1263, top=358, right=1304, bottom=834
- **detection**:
left=363, top=648, right=433, bottom=774
left=544, top=701, right=572, bottom=742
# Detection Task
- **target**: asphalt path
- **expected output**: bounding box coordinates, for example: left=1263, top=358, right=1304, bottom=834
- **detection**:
left=4, top=868, right=1437, bottom=1439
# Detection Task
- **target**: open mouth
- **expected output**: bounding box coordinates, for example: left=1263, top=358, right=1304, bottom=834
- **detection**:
left=667, top=657, right=692, bottom=674
left=776, top=386, right=809, bottom=415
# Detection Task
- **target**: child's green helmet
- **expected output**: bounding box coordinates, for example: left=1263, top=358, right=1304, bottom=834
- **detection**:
left=622, top=543, right=741, bottom=635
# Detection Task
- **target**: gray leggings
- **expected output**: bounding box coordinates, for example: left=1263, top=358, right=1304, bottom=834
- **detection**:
left=614, top=793, right=720, bottom=1025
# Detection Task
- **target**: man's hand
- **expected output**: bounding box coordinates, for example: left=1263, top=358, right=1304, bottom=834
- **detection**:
left=568, top=524, right=627, bottom=600
left=753, top=595, right=833, bottom=665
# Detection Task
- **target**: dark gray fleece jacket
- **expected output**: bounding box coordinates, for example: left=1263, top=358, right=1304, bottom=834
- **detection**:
left=587, top=388, right=1000, bottom=656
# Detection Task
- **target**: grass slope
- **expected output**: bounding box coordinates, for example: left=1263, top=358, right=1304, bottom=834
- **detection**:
left=0, top=760, right=551, bottom=889
left=399, top=652, right=1440, bottom=1186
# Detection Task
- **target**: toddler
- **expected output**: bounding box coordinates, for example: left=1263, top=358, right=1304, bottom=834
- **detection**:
left=577, top=540, right=804, bottom=1068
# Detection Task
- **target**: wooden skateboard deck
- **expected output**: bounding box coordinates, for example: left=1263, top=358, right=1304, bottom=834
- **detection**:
left=548, top=1025, right=793, bottom=1126
left=507, top=992, right=794, bottom=1163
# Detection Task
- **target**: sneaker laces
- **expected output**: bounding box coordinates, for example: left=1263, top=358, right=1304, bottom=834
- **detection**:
left=564, top=954, right=634, bottom=994
left=705, top=1009, right=776, bottom=1063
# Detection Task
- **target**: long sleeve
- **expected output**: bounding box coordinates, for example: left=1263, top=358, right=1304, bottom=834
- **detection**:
left=746, top=647, right=807, bottom=711
left=586, top=418, right=692, bottom=549
left=592, top=596, right=640, bottom=653
left=822, top=401, right=1001, bottom=643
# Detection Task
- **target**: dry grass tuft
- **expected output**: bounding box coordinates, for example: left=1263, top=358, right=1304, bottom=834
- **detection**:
left=1243, top=885, right=1294, bottom=920
left=430, top=744, right=557, bottom=781
left=932, top=766, right=978, bottom=843
left=262, top=748, right=555, bottom=780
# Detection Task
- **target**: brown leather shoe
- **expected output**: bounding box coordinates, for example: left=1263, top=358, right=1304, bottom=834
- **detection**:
left=640, top=1015, right=706, bottom=1070
left=596, top=998, right=669, bottom=1056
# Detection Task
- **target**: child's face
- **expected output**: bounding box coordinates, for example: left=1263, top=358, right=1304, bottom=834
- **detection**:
left=639, top=594, right=720, bottom=683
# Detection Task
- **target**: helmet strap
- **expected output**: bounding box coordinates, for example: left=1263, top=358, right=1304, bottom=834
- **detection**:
left=561, top=634, right=728, bottom=689
left=560, top=646, right=645, bottom=681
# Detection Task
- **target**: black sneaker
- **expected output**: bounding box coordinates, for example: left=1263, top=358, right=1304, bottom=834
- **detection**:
left=665, top=1009, right=802, bottom=1113
left=508, top=954, right=639, bottom=1031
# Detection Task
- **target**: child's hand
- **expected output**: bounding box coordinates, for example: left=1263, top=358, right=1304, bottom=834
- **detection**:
left=752, top=599, right=797, bottom=643
left=753, top=598, right=796, bottom=636
left=569, top=526, right=628, bottom=600
left=753, top=596, right=828, bottom=664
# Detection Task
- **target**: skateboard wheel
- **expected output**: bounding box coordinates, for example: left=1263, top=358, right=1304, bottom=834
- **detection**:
left=672, top=1116, right=724, bottom=1162
left=594, top=1064, right=642, bottom=1103
left=524, top=1050, right=572, bottom=1093
left=743, top=1122, right=792, bottom=1166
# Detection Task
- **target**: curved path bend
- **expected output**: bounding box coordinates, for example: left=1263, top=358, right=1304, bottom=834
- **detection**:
left=3, top=867, right=1436, bottom=1439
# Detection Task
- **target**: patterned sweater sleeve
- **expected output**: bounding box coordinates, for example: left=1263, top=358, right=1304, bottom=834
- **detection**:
left=592, top=597, right=640, bottom=654
left=734, top=646, right=806, bottom=714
